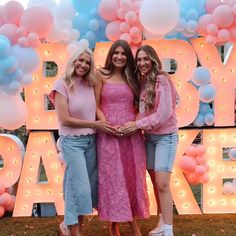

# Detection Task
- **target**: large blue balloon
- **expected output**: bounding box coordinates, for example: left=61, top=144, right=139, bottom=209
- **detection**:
left=71, top=0, right=100, bottom=14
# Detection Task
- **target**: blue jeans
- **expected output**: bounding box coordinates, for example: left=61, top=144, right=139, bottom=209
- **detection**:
left=145, top=132, right=178, bottom=172
left=60, top=134, right=98, bottom=226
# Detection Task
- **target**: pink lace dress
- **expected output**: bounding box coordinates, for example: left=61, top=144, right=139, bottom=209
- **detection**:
left=97, top=83, right=150, bottom=222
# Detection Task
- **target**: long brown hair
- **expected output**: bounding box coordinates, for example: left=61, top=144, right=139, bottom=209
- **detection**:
left=101, top=40, right=140, bottom=103
left=135, top=45, right=167, bottom=111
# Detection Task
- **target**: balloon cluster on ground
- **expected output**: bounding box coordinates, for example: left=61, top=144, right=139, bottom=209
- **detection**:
left=179, top=144, right=209, bottom=185
left=0, top=184, right=16, bottom=217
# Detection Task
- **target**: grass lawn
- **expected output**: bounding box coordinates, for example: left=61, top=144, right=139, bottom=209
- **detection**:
left=1, top=214, right=236, bottom=236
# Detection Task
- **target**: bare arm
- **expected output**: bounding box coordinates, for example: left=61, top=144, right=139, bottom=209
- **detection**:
left=94, top=70, right=107, bottom=121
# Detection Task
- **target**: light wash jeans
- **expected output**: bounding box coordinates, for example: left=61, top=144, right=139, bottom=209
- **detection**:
left=145, top=132, right=178, bottom=172
left=60, top=134, right=98, bottom=226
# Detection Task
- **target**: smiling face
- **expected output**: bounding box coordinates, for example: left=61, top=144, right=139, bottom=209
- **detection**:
left=111, top=46, right=127, bottom=69
left=136, top=50, right=152, bottom=76
left=74, top=52, right=91, bottom=77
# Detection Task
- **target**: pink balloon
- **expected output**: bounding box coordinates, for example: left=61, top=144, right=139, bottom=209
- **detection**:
left=0, top=23, right=19, bottom=44
left=17, top=36, right=28, bottom=47
left=206, top=35, right=217, bottom=44
left=217, top=29, right=230, bottom=41
left=129, top=26, right=140, bottom=37
left=120, top=22, right=131, bottom=33
left=3, top=1, right=24, bottom=25
left=195, top=165, right=206, bottom=176
left=0, top=205, right=5, bottom=218
left=0, top=192, right=11, bottom=207
left=125, top=11, right=137, bottom=24
left=205, top=0, right=227, bottom=13
left=229, top=25, right=236, bottom=41
left=20, top=7, right=53, bottom=38
left=0, top=94, right=28, bottom=130
left=229, top=0, right=236, bottom=7
left=197, top=14, right=213, bottom=36
left=195, top=144, right=206, bottom=156
left=0, top=6, right=6, bottom=26
left=117, top=8, right=126, bottom=20
left=131, top=32, right=142, bottom=44
left=204, top=163, right=210, bottom=172
left=185, top=145, right=197, bottom=157
left=185, top=173, right=199, bottom=185
left=120, top=0, right=132, bottom=10
left=120, top=32, right=131, bottom=43
left=179, top=155, right=197, bottom=173
left=212, top=5, right=234, bottom=28
left=5, top=195, right=15, bottom=212
left=98, top=0, right=119, bottom=21
left=223, top=182, right=234, bottom=194
left=16, top=27, right=26, bottom=37
left=106, top=20, right=122, bottom=41
left=196, top=155, right=207, bottom=165
left=207, top=23, right=219, bottom=35
left=0, top=184, right=5, bottom=195
left=233, top=4, right=236, bottom=14
left=199, top=173, right=209, bottom=184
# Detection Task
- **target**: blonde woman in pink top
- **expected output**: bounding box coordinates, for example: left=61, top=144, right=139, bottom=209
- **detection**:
left=120, top=45, right=178, bottom=236
left=49, top=48, right=114, bottom=236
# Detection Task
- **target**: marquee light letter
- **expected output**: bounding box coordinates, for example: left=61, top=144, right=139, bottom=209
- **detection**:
left=25, top=44, right=69, bottom=130
left=191, top=38, right=236, bottom=126
left=0, top=134, right=24, bottom=188
left=13, top=132, right=64, bottom=216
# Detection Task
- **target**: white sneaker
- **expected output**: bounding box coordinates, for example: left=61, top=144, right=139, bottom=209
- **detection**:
left=148, top=217, right=164, bottom=235
left=163, top=232, right=174, bottom=236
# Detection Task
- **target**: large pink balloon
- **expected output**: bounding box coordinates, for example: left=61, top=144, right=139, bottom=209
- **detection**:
left=140, top=0, right=179, bottom=35
left=205, top=0, right=229, bottom=13
left=0, top=94, right=27, bottom=130
left=212, top=5, right=234, bottom=28
left=3, top=1, right=24, bottom=25
left=0, top=23, right=19, bottom=44
left=98, top=0, right=119, bottom=21
left=106, top=20, right=122, bottom=41
left=0, top=6, right=6, bottom=26
left=20, top=7, right=53, bottom=38
left=197, top=14, right=213, bottom=36
left=179, top=155, right=197, bottom=173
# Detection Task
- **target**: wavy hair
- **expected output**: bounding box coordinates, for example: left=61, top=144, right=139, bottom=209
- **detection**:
left=63, top=48, right=96, bottom=90
left=135, top=45, right=167, bottom=111
left=101, top=40, right=140, bottom=103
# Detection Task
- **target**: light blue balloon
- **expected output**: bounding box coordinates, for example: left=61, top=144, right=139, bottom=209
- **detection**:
left=199, top=102, right=212, bottom=115
left=73, top=14, right=90, bottom=36
left=0, top=36, right=11, bottom=59
left=192, top=66, right=211, bottom=86
left=11, top=45, right=39, bottom=74
left=0, top=56, right=18, bottom=74
left=10, top=69, right=24, bottom=82
left=204, top=113, right=214, bottom=126
left=89, top=19, right=100, bottom=32
left=193, top=113, right=205, bottom=127
left=198, top=84, right=216, bottom=103
left=229, top=148, right=236, bottom=160
left=187, top=9, right=199, bottom=21
left=186, top=20, right=198, bottom=33
left=71, top=0, right=100, bottom=15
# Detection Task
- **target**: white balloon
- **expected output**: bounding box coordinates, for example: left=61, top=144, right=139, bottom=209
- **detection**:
left=140, top=0, right=180, bottom=35
left=0, top=94, right=27, bottom=130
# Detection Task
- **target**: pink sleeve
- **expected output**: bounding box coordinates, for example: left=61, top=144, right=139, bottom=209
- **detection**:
left=136, top=76, right=173, bottom=130
left=48, top=79, right=68, bottom=105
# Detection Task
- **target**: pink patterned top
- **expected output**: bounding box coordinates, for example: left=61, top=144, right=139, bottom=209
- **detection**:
left=49, top=78, right=96, bottom=136
left=136, top=74, right=178, bottom=134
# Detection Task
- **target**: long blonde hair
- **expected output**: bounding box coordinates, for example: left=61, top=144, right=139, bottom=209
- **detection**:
left=135, top=45, right=167, bottom=111
left=63, top=48, right=96, bottom=90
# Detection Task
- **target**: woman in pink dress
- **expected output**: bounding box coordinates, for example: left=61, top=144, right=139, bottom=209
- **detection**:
left=95, top=40, right=150, bottom=236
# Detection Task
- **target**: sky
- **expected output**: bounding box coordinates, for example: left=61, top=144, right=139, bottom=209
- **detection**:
left=1, top=0, right=61, bottom=8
